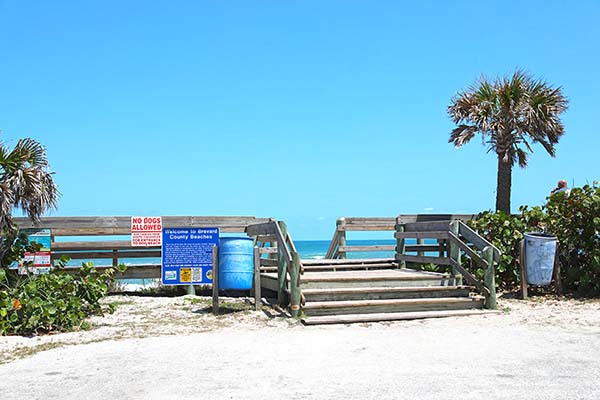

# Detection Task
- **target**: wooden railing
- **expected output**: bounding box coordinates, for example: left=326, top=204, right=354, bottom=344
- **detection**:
left=14, top=216, right=270, bottom=279
left=325, top=215, right=476, bottom=260
left=325, top=217, right=397, bottom=259
left=246, top=220, right=303, bottom=317
left=394, top=215, right=499, bottom=309
left=448, top=220, right=500, bottom=309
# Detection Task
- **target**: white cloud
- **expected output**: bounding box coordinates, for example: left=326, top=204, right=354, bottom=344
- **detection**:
left=423, top=207, right=435, bottom=212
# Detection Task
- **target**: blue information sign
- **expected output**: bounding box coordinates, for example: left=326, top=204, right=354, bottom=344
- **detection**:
left=161, top=227, right=219, bottom=285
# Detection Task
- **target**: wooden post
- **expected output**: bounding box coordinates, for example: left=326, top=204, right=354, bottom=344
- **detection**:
left=417, top=238, right=425, bottom=257
left=289, top=252, right=301, bottom=318
left=212, top=245, right=219, bottom=315
left=396, top=223, right=406, bottom=268
left=269, top=241, right=278, bottom=260
left=553, top=242, right=562, bottom=296
left=438, top=239, right=445, bottom=258
left=520, top=239, right=528, bottom=300
left=483, top=246, right=497, bottom=309
left=449, top=221, right=463, bottom=285
left=277, top=221, right=288, bottom=306
left=253, top=246, right=261, bottom=311
left=112, top=250, right=118, bottom=267
left=337, top=218, right=347, bottom=259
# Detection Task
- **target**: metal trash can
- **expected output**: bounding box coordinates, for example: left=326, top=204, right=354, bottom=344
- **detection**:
left=524, top=232, right=557, bottom=285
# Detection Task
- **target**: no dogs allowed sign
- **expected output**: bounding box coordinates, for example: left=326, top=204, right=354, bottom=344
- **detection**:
left=131, top=216, right=162, bottom=246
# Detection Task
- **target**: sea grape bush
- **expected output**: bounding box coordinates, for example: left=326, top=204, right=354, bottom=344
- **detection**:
left=467, top=183, right=600, bottom=295
left=544, top=184, right=600, bottom=295
left=0, top=242, right=126, bottom=335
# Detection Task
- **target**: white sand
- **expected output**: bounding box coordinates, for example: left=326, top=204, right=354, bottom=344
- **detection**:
left=0, top=295, right=599, bottom=399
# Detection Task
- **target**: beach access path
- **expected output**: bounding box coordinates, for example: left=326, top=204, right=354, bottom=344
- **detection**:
left=1, top=296, right=599, bottom=400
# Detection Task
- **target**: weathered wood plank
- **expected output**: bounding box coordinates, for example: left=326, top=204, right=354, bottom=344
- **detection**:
left=255, top=234, right=277, bottom=243
left=447, top=232, right=487, bottom=268
left=15, top=216, right=267, bottom=236
left=395, top=254, right=451, bottom=265
left=457, top=221, right=501, bottom=262
left=404, top=244, right=443, bottom=253
left=246, top=221, right=277, bottom=236
left=289, top=252, right=301, bottom=317
left=338, top=245, right=395, bottom=252
left=520, top=239, right=528, bottom=300
left=259, top=258, right=278, bottom=266
left=324, top=228, right=339, bottom=259
left=15, top=216, right=266, bottom=229
left=52, top=240, right=147, bottom=251
left=404, top=220, right=450, bottom=232
left=301, top=309, right=498, bottom=325
left=259, top=247, right=278, bottom=254
left=448, top=258, right=486, bottom=294
left=341, top=217, right=396, bottom=231
left=274, top=222, right=292, bottom=264
left=254, top=246, right=261, bottom=311
left=394, top=231, right=449, bottom=240
left=53, top=250, right=161, bottom=260
left=483, top=247, right=497, bottom=309
left=301, top=258, right=397, bottom=266
left=276, top=221, right=289, bottom=306
left=396, top=214, right=475, bottom=224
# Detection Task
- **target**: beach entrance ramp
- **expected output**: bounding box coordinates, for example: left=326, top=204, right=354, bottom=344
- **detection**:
left=248, top=216, right=501, bottom=325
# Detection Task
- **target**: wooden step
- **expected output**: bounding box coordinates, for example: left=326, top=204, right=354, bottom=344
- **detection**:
left=261, top=262, right=397, bottom=273
left=301, top=309, right=500, bottom=325
left=298, top=269, right=454, bottom=289
left=302, top=296, right=484, bottom=316
left=302, top=285, right=474, bottom=302
left=301, top=258, right=396, bottom=266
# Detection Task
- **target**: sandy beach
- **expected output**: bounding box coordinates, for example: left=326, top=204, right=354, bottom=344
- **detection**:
left=0, top=295, right=599, bottom=400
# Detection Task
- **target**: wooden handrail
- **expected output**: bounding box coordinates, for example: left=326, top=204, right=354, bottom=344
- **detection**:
left=448, top=221, right=498, bottom=309
left=248, top=220, right=302, bottom=317
left=457, top=221, right=500, bottom=262
left=447, top=232, right=487, bottom=268
left=324, top=228, right=339, bottom=259
left=274, top=222, right=293, bottom=265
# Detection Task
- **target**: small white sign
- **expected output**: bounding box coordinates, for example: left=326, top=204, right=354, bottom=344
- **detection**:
left=131, top=216, right=162, bottom=246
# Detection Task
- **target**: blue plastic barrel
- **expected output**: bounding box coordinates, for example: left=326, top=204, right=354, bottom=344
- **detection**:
left=218, top=237, right=254, bottom=290
left=524, top=232, right=557, bottom=285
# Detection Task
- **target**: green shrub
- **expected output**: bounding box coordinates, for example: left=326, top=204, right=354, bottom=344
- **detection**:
left=544, top=184, right=600, bottom=295
left=0, top=257, right=126, bottom=335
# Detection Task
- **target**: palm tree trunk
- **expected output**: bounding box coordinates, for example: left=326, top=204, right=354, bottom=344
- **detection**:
left=495, top=157, right=512, bottom=214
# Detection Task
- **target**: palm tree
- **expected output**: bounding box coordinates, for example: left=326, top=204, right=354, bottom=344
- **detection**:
left=448, top=71, right=568, bottom=214
left=0, top=138, right=59, bottom=263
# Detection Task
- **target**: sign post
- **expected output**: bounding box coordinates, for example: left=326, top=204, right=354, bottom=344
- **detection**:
left=161, top=228, right=220, bottom=291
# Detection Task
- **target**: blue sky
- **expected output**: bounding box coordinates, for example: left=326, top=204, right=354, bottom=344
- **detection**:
left=0, top=1, right=598, bottom=239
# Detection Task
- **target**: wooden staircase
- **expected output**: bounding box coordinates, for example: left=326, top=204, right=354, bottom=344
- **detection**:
left=248, top=216, right=501, bottom=326
left=261, top=258, right=489, bottom=325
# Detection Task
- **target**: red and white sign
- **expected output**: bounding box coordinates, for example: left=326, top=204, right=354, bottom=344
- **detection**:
left=131, top=216, right=162, bottom=246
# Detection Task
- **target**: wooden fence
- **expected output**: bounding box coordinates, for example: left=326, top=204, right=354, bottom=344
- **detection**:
left=325, top=215, right=476, bottom=259
left=14, top=216, right=270, bottom=279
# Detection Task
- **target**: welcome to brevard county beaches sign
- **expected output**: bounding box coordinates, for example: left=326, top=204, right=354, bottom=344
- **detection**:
left=161, top=228, right=219, bottom=285
left=130, top=217, right=219, bottom=285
